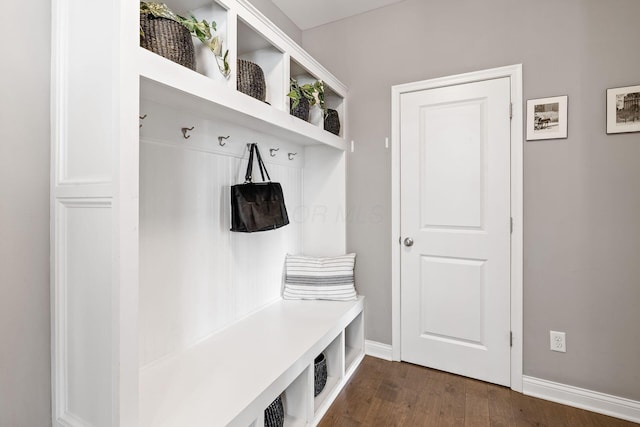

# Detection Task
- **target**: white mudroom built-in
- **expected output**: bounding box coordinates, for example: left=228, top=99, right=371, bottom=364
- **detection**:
left=50, top=0, right=363, bottom=425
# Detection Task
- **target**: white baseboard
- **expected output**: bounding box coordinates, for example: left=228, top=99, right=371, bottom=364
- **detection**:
left=523, top=376, right=640, bottom=423
left=364, top=340, right=393, bottom=361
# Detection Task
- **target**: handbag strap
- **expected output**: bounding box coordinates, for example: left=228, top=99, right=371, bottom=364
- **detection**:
left=244, top=143, right=256, bottom=182
left=254, top=144, right=271, bottom=182
left=244, top=143, right=271, bottom=183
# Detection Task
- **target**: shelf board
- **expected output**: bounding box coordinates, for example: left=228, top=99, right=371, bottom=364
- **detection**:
left=139, top=297, right=364, bottom=427
left=139, top=47, right=346, bottom=151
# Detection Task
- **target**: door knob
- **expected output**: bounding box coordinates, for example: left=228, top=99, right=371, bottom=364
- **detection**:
left=403, top=237, right=414, bottom=247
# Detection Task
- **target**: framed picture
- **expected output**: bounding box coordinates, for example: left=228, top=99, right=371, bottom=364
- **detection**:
left=526, top=95, right=568, bottom=140
left=607, top=85, right=640, bottom=134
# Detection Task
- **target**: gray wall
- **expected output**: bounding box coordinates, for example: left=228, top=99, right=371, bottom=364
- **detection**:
left=302, top=0, right=640, bottom=401
left=0, top=0, right=52, bottom=425
left=247, top=0, right=302, bottom=44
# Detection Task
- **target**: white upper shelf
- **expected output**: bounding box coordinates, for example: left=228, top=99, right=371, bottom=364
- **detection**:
left=139, top=48, right=346, bottom=150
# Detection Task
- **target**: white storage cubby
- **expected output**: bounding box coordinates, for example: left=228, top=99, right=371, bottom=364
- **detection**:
left=290, top=59, right=345, bottom=136
left=314, top=334, right=343, bottom=415
left=237, top=18, right=286, bottom=109
left=282, top=367, right=311, bottom=427
left=249, top=367, right=310, bottom=427
left=51, top=0, right=357, bottom=426
left=345, top=311, right=365, bottom=375
left=160, top=0, right=232, bottom=84
left=323, top=86, right=345, bottom=138
left=290, top=59, right=322, bottom=127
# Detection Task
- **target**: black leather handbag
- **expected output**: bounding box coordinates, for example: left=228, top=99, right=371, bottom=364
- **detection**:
left=230, top=143, right=290, bottom=232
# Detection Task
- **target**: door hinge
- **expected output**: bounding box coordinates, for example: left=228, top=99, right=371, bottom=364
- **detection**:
left=509, top=102, right=513, bottom=119
left=510, top=331, right=513, bottom=347
left=510, top=217, right=513, bottom=234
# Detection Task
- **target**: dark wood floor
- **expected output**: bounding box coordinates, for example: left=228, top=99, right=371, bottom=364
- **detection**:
left=319, top=356, right=638, bottom=427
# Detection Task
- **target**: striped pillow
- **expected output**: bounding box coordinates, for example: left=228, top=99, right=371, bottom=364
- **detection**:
left=283, top=254, right=357, bottom=301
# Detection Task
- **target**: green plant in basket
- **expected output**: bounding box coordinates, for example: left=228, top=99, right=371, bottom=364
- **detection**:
left=140, top=2, right=230, bottom=78
left=288, top=78, right=326, bottom=115
left=140, top=2, right=175, bottom=20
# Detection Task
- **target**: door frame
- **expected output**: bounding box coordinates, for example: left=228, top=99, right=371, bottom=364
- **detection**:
left=391, top=64, right=524, bottom=392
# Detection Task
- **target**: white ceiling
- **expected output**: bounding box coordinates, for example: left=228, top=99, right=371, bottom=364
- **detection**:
left=271, top=0, right=406, bottom=30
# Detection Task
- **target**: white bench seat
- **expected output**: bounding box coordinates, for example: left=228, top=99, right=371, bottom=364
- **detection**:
left=139, top=297, right=365, bottom=426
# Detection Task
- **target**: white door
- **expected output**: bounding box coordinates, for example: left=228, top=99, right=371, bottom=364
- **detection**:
left=400, top=77, right=512, bottom=386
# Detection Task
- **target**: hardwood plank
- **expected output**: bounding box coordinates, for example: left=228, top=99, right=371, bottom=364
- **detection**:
left=318, top=357, right=639, bottom=427
left=331, top=379, right=378, bottom=423
left=436, top=371, right=466, bottom=427
left=487, top=384, right=513, bottom=427
left=564, top=405, right=634, bottom=427
left=464, top=378, right=490, bottom=426
left=401, top=362, right=437, bottom=393
left=411, top=373, right=443, bottom=425
left=538, top=397, right=572, bottom=427
left=317, top=413, right=361, bottom=427
left=511, top=390, right=549, bottom=426
left=362, top=397, right=409, bottom=426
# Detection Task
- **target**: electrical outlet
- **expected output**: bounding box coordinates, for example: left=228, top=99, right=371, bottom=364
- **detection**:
left=550, top=331, right=566, bottom=352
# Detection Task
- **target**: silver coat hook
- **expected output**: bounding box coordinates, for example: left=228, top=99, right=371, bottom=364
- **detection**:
left=139, top=114, right=147, bottom=128
left=288, top=152, right=298, bottom=160
left=182, top=126, right=195, bottom=139
left=270, top=148, right=279, bottom=157
left=218, top=135, right=230, bottom=146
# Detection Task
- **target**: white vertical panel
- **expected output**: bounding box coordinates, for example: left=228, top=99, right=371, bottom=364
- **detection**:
left=55, top=200, right=112, bottom=427
left=303, top=145, right=346, bottom=256
left=57, top=0, right=114, bottom=184
left=420, top=101, right=485, bottom=229
left=139, top=110, right=305, bottom=365
left=52, top=0, right=126, bottom=424
left=419, top=256, right=485, bottom=344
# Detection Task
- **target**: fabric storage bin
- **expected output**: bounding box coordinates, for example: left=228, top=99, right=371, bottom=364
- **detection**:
left=324, top=109, right=340, bottom=135
left=290, top=96, right=310, bottom=121
left=237, top=59, right=266, bottom=102
left=140, top=13, right=196, bottom=70
left=314, top=353, right=328, bottom=397
left=264, top=395, right=284, bottom=427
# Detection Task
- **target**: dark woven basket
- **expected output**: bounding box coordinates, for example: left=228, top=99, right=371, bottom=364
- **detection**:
left=237, top=59, right=266, bottom=102
left=290, top=96, right=310, bottom=121
left=324, top=109, right=341, bottom=135
left=264, top=395, right=284, bottom=427
left=140, top=13, right=196, bottom=70
left=314, top=353, right=328, bottom=397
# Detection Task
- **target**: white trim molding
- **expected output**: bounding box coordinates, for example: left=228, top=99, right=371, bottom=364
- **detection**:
left=390, top=64, right=524, bottom=392
left=523, top=376, right=640, bottom=424
left=365, top=340, right=393, bottom=361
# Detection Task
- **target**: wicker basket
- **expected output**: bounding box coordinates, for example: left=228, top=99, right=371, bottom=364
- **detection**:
left=237, top=59, right=266, bottom=102
left=140, top=14, right=196, bottom=70
left=290, top=96, right=310, bottom=122
left=314, top=353, right=328, bottom=397
left=264, top=395, right=284, bottom=427
left=324, top=109, right=341, bottom=135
